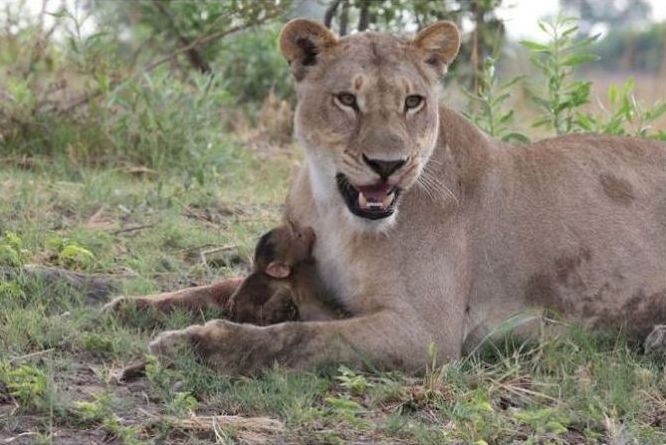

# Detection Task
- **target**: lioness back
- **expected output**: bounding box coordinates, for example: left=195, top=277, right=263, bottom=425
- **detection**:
left=463, top=129, right=666, bottom=339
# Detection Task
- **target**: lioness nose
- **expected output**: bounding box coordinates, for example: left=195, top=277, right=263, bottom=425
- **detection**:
left=362, top=155, right=407, bottom=180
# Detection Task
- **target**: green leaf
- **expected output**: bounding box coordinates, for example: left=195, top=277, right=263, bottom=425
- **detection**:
left=562, top=53, right=599, bottom=66
left=532, top=117, right=552, bottom=128
left=531, top=96, right=552, bottom=110
left=498, top=110, right=515, bottom=124
left=561, top=25, right=579, bottom=37
left=503, top=132, right=531, bottom=144
left=520, top=40, right=550, bottom=52
left=608, top=84, right=618, bottom=104
left=500, top=75, right=526, bottom=90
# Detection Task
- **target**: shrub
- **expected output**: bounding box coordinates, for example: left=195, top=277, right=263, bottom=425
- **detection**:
left=216, top=25, right=294, bottom=103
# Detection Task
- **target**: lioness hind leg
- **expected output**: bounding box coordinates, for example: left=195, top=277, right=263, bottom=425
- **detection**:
left=645, top=325, right=666, bottom=355
left=103, top=277, right=243, bottom=314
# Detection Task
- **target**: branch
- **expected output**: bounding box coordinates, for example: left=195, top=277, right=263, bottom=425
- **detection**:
left=58, top=9, right=284, bottom=114
left=153, top=1, right=211, bottom=74
left=324, top=0, right=342, bottom=29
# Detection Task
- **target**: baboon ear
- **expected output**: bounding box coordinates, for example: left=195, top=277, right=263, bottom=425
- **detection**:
left=265, top=261, right=291, bottom=279
left=279, top=18, right=337, bottom=81
left=412, top=21, right=461, bottom=75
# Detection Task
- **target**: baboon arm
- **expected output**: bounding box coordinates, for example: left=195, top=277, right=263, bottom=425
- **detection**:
left=104, top=277, right=243, bottom=313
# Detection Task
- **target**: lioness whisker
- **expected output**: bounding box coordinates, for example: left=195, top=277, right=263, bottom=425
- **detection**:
left=418, top=171, right=459, bottom=205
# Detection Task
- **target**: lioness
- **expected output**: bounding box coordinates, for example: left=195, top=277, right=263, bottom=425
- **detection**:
left=109, top=20, right=666, bottom=375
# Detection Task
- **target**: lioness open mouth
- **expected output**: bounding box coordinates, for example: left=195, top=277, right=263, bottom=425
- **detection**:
left=336, top=173, right=402, bottom=220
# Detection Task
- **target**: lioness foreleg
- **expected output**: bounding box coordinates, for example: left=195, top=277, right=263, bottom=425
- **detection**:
left=148, top=310, right=451, bottom=375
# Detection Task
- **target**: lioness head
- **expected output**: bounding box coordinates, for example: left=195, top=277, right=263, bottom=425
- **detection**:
left=280, top=19, right=460, bottom=229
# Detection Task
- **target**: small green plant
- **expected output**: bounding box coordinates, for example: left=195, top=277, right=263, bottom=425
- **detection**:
left=522, top=15, right=599, bottom=134
left=0, top=281, right=26, bottom=302
left=324, top=394, right=367, bottom=426
left=465, top=57, right=529, bottom=143
left=47, top=237, right=95, bottom=269
left=0, top=231, right=26, bottom=266
left=514, top=407, right=570, bottom=437
left=74, top=393, right=114, bottom=424
left=336, top=365, right=372, bottom=396
left=74, top=393, right=147, bottom=444
left=59, top=243, right=95, bottom=268
left=576, top=78, right=666, bottom=139
left=0, top=362, right=49, bottom=410
left=165, top=391, right=199, bottom=417
left=80, top=332, right=114, bottom=356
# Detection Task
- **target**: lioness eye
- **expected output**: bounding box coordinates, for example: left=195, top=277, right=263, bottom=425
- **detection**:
left=405, top=95, right=424, bottom=111
left=336, top=92, right=357, bottom=109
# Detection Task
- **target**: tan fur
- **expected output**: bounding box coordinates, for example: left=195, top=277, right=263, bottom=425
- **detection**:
left=112, top=20, right=666, bottom=374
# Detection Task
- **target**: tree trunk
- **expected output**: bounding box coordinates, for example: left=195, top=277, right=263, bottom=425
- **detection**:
left=358, top=0, right=370, bottom=32
left=340, top=0, right=349, bottom=36
left=324, top=0, right=342, bottom=29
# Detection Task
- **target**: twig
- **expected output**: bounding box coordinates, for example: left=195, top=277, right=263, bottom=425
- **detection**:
left=153, top=1, right=211, bottom=74
left=112, top=224, right=155, bottom=235
left=2, top=432, right=40, bottom=444
left=487, top=377, right=559, bottom=403
left=9, top=348, right=54, bottom=364
left=200, top=245, right=235, bottom=266
left=138, top=408, right=285, bottom=435
left=58, top=9, right=284, bottom=114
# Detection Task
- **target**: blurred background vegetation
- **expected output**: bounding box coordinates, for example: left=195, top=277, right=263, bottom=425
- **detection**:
left=0, top=0, right=664, bottom=176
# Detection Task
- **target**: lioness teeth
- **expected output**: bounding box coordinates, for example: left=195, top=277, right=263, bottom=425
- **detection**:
left=382, top=191, right=394, bottom=207
left=358, top=192, right=368, bottom=208
left=358, top=190, right=395, bottom=211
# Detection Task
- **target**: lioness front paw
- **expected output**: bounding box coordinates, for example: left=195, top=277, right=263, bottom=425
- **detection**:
left=149, top=328, right=195, bottom=357
left=149, top=320, right=266, bottom=375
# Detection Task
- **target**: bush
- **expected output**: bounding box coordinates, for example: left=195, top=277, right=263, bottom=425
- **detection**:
left=216, top=25, right=294, bottom=103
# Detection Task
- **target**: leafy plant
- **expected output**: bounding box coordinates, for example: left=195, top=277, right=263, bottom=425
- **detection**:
left=324, top=394, right=366, bottom=426
left=576, top=78, right=666, bottom=139
left=0, top=232, right=26, bottom=267
left=336, top=365, right=372, bottom=396
left=464, top=57, right=529, bottom=143
left=514, top=407, right=571, bottom=437
left=0, top=281, right=27, bottom=302
left=73, top=393, right=147, bottom=444
left=74, top=392, right=114, bottom=424
left=0, top=362, right=49, bottom=410
left=522, top=15, right=599, bottom=134
left=217, top=26, right=293, bottom=103
left=165, top=391, right=199, bottom=417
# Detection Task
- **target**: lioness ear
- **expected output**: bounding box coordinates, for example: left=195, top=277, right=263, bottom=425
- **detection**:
left=265, top=261, right=291, bottom=279
left=279, top=18, right=337, bottom=81
left=412, top=21, right=461, bottom=75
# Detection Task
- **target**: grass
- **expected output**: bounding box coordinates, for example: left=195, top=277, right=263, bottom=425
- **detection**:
left=0, top=143, right=665, bottom=444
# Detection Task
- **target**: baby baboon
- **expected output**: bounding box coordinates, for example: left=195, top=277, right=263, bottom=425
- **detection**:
left=228, top=222, right=341, bottom=325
